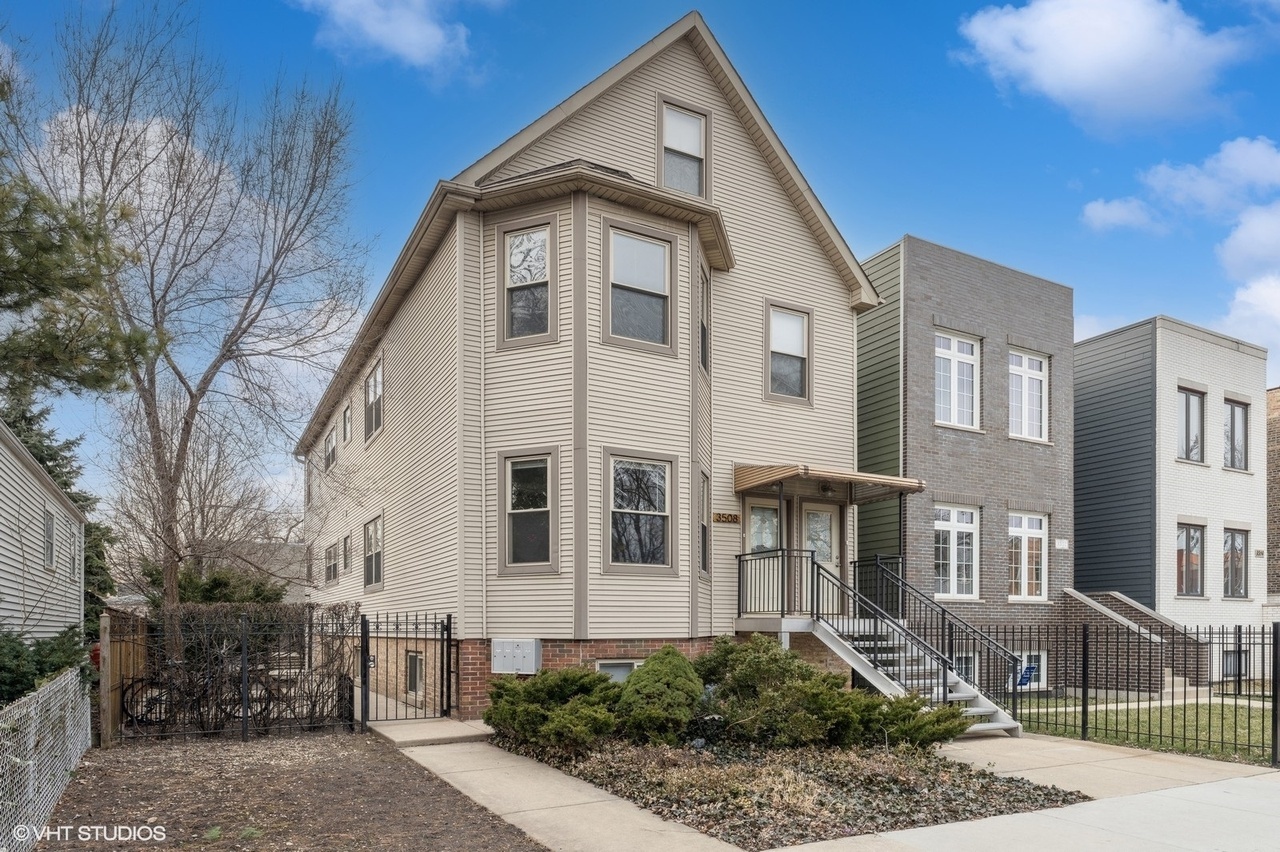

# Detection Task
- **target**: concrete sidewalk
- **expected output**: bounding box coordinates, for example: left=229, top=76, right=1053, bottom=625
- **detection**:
left=384, top=720, right=1278, bottom=852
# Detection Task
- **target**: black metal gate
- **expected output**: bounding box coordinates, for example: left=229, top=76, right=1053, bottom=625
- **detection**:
left=359, top=612, right=457, bottom=727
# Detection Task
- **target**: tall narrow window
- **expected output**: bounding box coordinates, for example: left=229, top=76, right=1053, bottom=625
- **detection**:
left=364, top=516, right=383, bottom=588
left=936, top=333, right=979, bottom=427
left=611, top=458, right=670, bottom=566
left=508, top=457, right=551, bottom=565
left=768, top=306, right=809, bottom=400
left=342, top=405, right=351, bottom=442
left=42, top=510, right=54, bottom=569
left=342, top=535, right=351, bottom=575
left=662, top=104, right=704, bottom=195
left=324, top=543, right=339, bottom=584
left=609, top=229, right=669, bottom=346
left=506, top=226, right=550, bottom=339
left=1224, top=529, right=1248, bottom=598
left=699, top=267, right=711, bottom=371
left=699, top=473, right=711, bottom=574
left=1177, top=523, right=1203, bottom=596
left=1224, top=400, right=1248, bottom=470
left=1177, top=388, right=1203, bottom=461
left=364, top=361, right=383, bottom=440
left=407, top=651, right=424, bottom=695
left=1008, top=513, right=1047, bottom=598
left=324, top=428, right=336, bottom=470
left=1009, top=351, right=1047, bottom=440
left=934, top=506, right=978, bottom=597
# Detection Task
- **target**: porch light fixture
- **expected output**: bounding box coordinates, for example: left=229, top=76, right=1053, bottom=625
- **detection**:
left=819, top=481, right=834, bottom=496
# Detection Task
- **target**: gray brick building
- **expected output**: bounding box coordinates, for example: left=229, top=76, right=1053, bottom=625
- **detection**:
left=856, top=236, right=1074, bottom=635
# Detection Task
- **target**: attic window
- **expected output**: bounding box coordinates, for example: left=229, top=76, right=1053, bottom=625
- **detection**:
left=662, top=103, right=705, bottom=196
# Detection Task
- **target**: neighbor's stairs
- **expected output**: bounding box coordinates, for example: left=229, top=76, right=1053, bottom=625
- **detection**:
left=820, top=623, right=1021, bottom=737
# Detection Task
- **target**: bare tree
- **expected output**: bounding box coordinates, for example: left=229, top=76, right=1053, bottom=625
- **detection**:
left=0, top=4, right=365, bottom=609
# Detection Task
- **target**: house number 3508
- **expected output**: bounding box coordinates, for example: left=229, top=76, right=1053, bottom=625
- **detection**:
left=713, top=513, right=740, bottom=524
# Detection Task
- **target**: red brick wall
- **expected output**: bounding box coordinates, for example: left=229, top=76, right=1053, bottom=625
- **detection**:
left=456, top=636, right=719, bottom=720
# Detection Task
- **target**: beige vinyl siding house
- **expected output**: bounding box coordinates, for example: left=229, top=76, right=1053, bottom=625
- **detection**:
left=300, top=13, right=921, bottom=717
left=0, top=419, right=85, bottom=640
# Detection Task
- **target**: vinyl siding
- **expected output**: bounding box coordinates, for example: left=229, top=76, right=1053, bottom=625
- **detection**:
left=856, top=242, right=904, bottom=560
left=307, top=224, right=462, bottom=615
left=0, top=432, right=83, bottom=640
left=457, top=211, right=485, bottom=637
left=482, top=200, right=576, bottom=638
left=1074, top=322, right=1156, bottom=605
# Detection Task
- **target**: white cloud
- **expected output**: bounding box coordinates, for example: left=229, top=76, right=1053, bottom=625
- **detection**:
left=959, top=0, right=1250, bottom=130
left=1214, top=274, right=1280, bottom=382
left=1142, top=136, right=1280, bottom=213
left=1081, top=197, right=1161, bottom=231
left=291, top=0, right=471, bottom=70
left=1216, top=199, right=1280, bottom=281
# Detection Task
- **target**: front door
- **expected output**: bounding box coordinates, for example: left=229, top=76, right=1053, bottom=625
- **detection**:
left=802, top=503, right=842, bottom=615
left=745, top=499, right=785, bottom=552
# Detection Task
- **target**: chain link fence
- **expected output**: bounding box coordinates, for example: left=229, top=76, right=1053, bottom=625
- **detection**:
left=0, top=668, right=91, bottom=852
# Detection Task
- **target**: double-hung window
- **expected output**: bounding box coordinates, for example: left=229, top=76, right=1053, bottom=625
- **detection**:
left=1177, top=523, right=1203, bottom=596
left=662, top=103, right=706, bottom=196
left=1224, top=529, right=1248, bottom=598
left=324, top=543, right=339, bottom=584
left=610, top=456, right=670, bottom=567
left=1177, top=388, right=1203, bottom=461
left=1008, top=513, right=1047, bottom=599
left=342, top=405, right=351, bottom=443
left=504, top=224, right=552, bottom=341
left=767, top=305, right=810, bottom=401
left=1224, top=400, right=1248, bottom=470
left=364, top=516, right=383, bottom=588
left=507, top=455, right=552, bottom=567
left=1008, top=351, right=1047, bottom=440
left=324, top=428, right=336, bottom=470
left=364, top=361, right=383, bottom=440
left=342, top=535, right=351, bottom=576
left=936, top=333, right=979, bottom=427
left=934, top=505, right=978, bottom=597
left=606, top=225, right=672, bottom=349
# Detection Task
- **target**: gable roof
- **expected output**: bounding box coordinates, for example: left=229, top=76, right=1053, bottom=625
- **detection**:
left=0, top=418, right=87, bottom=523
left=454, top=11, right=877, bottom=309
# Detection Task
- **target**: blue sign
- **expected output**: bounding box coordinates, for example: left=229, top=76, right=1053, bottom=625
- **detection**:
left=1016, top=664, right=1038, bottom=687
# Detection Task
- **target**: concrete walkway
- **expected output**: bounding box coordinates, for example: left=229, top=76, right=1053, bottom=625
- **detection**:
left=374, top=719, right=1279, bottom=852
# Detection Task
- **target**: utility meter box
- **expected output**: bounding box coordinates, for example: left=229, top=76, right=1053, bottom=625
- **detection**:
left=491, top=638, right=542, bottom=674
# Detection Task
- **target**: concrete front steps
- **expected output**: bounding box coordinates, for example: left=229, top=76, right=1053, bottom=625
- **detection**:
left=367, top=716, right=494, bottom=748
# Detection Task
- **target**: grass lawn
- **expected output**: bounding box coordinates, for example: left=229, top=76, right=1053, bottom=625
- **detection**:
left=1021, top=702, right=1275, bottom=765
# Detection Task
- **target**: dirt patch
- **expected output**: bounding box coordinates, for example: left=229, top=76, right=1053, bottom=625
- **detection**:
left=40, top=733, right=549, bottom=851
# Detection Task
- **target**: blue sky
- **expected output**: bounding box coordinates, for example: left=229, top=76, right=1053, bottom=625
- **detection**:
left=7, top=0, right=1280, bottom=491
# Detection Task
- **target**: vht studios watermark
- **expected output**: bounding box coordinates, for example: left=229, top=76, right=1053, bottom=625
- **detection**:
left=10, top=824, right=167, bottom=844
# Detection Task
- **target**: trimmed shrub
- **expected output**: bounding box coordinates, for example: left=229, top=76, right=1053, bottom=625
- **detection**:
left=615, top=646, right=703, bottom=745
left=484, top=666, right=622, bottom=756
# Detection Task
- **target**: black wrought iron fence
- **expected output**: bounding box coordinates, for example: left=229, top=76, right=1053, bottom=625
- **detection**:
left=985, top=621, right=1280, bottom=766
left=109, top=603, right=360, bottom=742
left=359, top=611, right=456, bottom=727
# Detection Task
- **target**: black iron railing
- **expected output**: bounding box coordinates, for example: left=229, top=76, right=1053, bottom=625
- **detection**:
left=863, top=554, right=1020, bottom=712
left=360, top=611, right=456, bottom=730
left=737, top=549, right=816, bottom=617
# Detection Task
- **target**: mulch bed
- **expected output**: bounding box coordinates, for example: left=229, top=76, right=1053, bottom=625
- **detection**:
left=513, top=739, right=1091, bottom=851
left=40, top=733, right=549, bottom=851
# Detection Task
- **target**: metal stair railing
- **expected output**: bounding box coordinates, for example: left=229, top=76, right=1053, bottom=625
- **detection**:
left=867, top=554, right=1020, bottom=716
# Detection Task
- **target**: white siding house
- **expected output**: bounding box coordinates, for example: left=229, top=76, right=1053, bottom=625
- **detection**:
left=0, top=419, right=85, bottom=640
left=298, top=13, right=923, bottom=717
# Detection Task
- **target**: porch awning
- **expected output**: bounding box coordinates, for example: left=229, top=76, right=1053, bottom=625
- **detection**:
left=732, top=463, right=925, bottom=506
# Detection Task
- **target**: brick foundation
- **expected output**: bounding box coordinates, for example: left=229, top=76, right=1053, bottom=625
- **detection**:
left=456, top=636, right=719, bottom=720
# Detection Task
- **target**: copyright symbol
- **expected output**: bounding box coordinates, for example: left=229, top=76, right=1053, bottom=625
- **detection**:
left=11, top=825, right=29, bottom=842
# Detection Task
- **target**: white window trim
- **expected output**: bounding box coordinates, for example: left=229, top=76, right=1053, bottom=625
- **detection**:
left=406, top=651, right=425, bottom=696
left=324, top=428, right=336, bottom=471
left=364, top=360, right=384, bottom=442
left=600, top=218, right=679, bottom=357
left=1008, top=512, right=1048, bottom=600
left=496, top=214, right=559, bottom=350
left=497, top=447, right=560, bottom=576
left=657, top=95, right=712, bottom=200
left=934, top=504, right=979, bottom=599
left=603, top=447, right=679, bottom=576
left=42, top=508, right=55, bottom=570
left=1012, top=650, right=1048, bottom=691
left=1008, top=349, right=1048, bottom=442
left=324, top=542, right=339, bottom=585
left=342, top=404, right=351, bottom=443
left=597, top=659, right=644, bottom=682
left=935, top=332, right=981, bottom=429
left=763, top=300, right=814, bottom=406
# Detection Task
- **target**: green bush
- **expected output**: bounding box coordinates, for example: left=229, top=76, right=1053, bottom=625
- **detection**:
left=694, top=634, right=971, bottom=750
left=484, top=666, right=622, bottom=756
left=615, top=646, right=703, bottom=745
left=0, top=625, right=89, bottom=706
